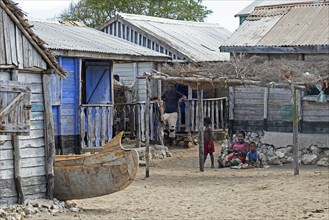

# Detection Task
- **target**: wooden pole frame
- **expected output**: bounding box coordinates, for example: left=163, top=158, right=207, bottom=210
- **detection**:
left=197, top=84, right=204, bottom=172
left=43, top=74, right=56, bottom=198
left=292, top=84, right=299, bottom=175
left=145, top=77, right=151, bottom=177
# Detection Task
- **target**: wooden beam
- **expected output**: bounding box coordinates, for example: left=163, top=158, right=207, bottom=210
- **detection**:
left=263, top=87, right=269, bottom=131
left=292, top=84, right=299, bottom=176
left=145, top=77, right=151, bottom=177
left=197, top=86, right=204, bottom=172
left=43, top=74, right=55, bottom=199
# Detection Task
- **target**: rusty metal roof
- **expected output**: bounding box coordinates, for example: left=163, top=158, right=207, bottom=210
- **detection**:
left=235, top=0, right=324, bottom=16
left=99, top=13, right=231, bottom=62
left=30, top=20, right=169, bottom=61
left=222, top=2, right=329, bottom=48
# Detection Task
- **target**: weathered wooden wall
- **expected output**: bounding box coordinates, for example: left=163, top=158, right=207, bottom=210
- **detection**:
left=0, top=8, right=47, bottom=69
left=52, top=58, right=80, bottom=154
left=230, top=86, right=329, bottom=134
left=0, top=72, right=48, bottom=204
left=113, top=62, right=158, bottom=101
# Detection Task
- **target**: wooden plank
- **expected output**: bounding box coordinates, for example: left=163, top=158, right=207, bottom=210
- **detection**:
left=303, top=115, right=329, bottom=121
left=15, top=26, right=23, bottom=69
left=3, top=12, right=12, bottom=64
left=95, top=107, right=100, bottom=146
left=87, top=107, right=92, bottom=147
left=12, top=134, right=24, bottom=204
left=20, top=147, right=45, bottom=158
left=100, top=107, right=106, bottom=145
left=43, top=74, right=55, bottom=199
left=220, top=100, right=224, bottom=129
left=0, top=159, right=14, bottom=170
left=292, top=86, right=299, bottom=176
left=80, top=107, right=86, bottom=148
left=19, top=137, right=45, bottom=149
left=0, top=8, right=5, bottom=64
left=302, top=121, right=329, bottom=133
left=8, top=16, right=17, bottom=66
left=229, top=87, right=234, bottom=120
left=21, top=166, right=46, bottom=178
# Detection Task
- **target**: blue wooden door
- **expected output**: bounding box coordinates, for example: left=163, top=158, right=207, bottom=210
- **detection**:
left=85, top=61, right=112, bottom=104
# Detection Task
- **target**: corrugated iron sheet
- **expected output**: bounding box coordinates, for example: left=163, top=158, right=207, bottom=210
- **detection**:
left=235, top=0, right=321, bottom=16
left=223, top=3, right=329, bottom=47
left=30, top=20, right=169, bottom=59
left=119, top=13, right=231, bottom=62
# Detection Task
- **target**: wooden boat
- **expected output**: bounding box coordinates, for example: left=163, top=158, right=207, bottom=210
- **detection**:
left=54, top=132, right=139, bottom=200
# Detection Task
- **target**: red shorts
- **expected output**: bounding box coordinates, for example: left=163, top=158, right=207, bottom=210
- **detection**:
left=204, top=140, right=215, bottom=155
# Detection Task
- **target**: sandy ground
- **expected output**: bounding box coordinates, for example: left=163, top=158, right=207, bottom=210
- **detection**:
left=34, top=143, right=329, bottom=220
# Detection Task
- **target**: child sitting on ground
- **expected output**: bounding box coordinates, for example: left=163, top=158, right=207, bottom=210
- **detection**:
left=219, top=149, right=245, bottom=167
left=245, top=142, right=263, bottom=168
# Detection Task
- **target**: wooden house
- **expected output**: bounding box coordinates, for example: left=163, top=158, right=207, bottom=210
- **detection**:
left=97, top=13, right=232, bottom=135
left=0, top=0, right=66, bottom=204
left=30, top=20, right=169, bottom=153
left=220, top=2, right=329, bottom=147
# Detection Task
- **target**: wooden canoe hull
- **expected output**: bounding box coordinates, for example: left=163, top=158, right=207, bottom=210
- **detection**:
left=54, top=132, right=139, bottom=200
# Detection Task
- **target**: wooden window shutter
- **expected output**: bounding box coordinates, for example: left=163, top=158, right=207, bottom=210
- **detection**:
left=0, top=81, right=32, bottom=134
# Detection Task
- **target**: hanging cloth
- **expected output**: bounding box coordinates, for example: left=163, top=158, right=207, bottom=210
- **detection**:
left=316, top=83, right=327, bottom=103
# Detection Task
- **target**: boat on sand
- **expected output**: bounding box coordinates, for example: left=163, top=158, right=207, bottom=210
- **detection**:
left=54, top=132, right=139, bottom=200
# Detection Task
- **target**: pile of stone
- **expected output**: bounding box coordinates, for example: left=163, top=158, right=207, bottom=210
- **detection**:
left=220, top=131, right=329, bottom=167
left=135, top=145, right=172, bottom=160
left=0, top=199, right=82, bottom=220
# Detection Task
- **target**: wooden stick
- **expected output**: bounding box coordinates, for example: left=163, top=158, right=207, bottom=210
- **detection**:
left=198, top=86, right=204, bottom=172
left=43, top=74, right=55, bottom=199
left=292, top=84, right=299, bottom=175
left=145, top=77, right=151, bottom=177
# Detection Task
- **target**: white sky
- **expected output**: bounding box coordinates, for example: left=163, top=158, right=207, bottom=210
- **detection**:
left=15, top=0, right=254, bottom=32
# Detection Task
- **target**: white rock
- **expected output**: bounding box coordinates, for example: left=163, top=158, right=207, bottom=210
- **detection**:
left=310, top=145, right=322, bottom=155
left=275, top=151, right=285, bottom=159
left=301, top=154, right=318, bottom=165
left=285, top=146, right=293, bottom=154
left=324, top=150, right=329, bottom=157
left=317, top=158, right=329, bottom=167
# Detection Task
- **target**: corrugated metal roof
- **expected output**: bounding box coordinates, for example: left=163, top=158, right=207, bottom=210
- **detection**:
left=115, top=13, right=231, bottom=62
left=222, top=2, right=329, bottom=48
left=30, top=20, right=169, bottom=60
left=235, top=0, right=322, bottom=16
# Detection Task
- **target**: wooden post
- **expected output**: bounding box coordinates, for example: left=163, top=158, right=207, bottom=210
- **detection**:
left=228, top=87, right=235, bottom=147
left=145, top=77, right=151, bottom=177
left=12, top=134, right=24, bottom=204
left=263, top=87, right=269, bottom=131
left=10, top=70, right=24, bottom=203
left=292, top=84, right=299, bottom=175
left=197, top=85, right=204, bottom=172
left=43, top=74, right=56, bottom=199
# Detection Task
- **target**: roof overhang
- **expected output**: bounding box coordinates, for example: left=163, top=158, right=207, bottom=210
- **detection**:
left=220, top=45, right=329, bottom=54
left=51, top=49, right=170, bottom=62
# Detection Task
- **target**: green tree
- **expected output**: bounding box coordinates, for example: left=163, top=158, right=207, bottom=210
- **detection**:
left=60, top=0, right=212, bottom=28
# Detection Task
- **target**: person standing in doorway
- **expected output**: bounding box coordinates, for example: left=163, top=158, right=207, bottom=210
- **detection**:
left=161, top=84, right=186, bottom=146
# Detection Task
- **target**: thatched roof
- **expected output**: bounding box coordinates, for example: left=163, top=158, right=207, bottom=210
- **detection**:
left=149, top=55, right=328, bottom=89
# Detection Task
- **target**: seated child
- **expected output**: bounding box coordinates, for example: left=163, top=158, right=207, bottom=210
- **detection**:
left=220, top=149, right=245, bottom=167
left=245, top=142, right=263, bottom=168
